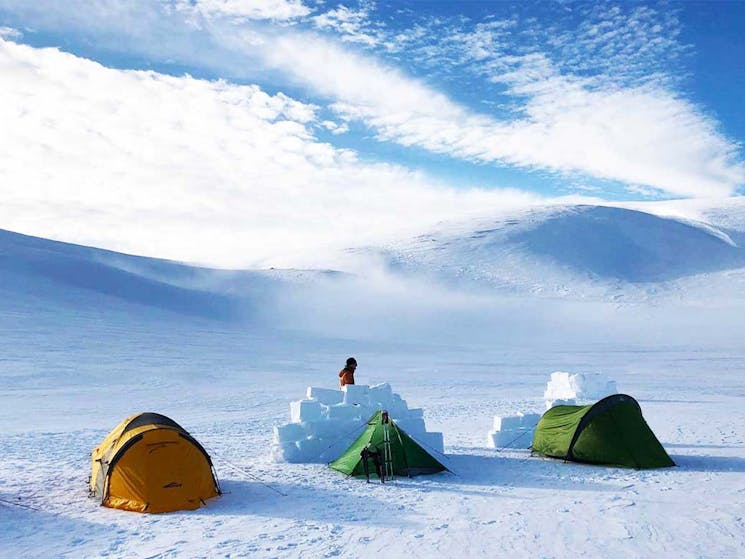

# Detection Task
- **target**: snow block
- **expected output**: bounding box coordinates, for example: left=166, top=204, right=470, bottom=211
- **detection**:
left=306, top=386, right=344, bottom=406
left=319, top=438, right=355, bottom=463
left=271, top=442, right=300, bottom=463
left=388, top=394, right=409, bottom=417
left=493, top=414, right=524, bottom=432
left=326, top=403, right=362, bottom=422
left=521, top=413, right=541, bottom=428
left=488, top=410, right=541, bottom=449
left=492, top=413, right=541, bottom=431
left=304, top=419, right=352, bottom=439
left=488, top=429, right=533, bottom=449
left=544, top=371, right=617, bottom=404
left=396, top=417, right=426, bottom=435
left=546, top=398, right=577, bottom=410
left=368, top=382, right=393, bottom=404
left=342, top=384, right=370, bottom=405
left=273, top=423, right=307, bottom=444
left=407, top=408, right=424, bottom=419
left=296, top=437, right=324, bottom=462
left=415, top=431, right=444, bottom=455
left=290, top=399, right=323, bottom=423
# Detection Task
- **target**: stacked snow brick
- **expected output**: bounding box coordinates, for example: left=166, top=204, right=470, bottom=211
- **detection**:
left=544, top=371, right=618, bottom=409
left=487, top=372, right=618, bottom=450
left=487, top=413, right=541, bottom=449
left=272, top=383, right=444, bottom=463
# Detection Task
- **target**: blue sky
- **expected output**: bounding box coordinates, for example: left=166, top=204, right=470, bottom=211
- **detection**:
left=677, top=2, right=745, bottom=141
left=0, top=1, right=744, bottom=265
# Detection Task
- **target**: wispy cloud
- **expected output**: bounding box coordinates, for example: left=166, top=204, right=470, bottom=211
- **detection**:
left=258, top=27, right=743, bottom=197
left=312, top=1, right=383, bottom=46
left=301, top=3, right=742, bottom=197
left=0, top=39, right=538, bottom=267
left=0, top=24, right=20, bottom=38
left=355, top=3, right=688, bottom=90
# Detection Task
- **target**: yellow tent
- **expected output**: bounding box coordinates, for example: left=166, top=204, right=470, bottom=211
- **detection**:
left=90, top=412, right=220, bottom=513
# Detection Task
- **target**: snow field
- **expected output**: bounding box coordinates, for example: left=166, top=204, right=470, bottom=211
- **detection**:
left=272, top=383, right=445, bottom=463
left=2, top=322, right=745, bottom=559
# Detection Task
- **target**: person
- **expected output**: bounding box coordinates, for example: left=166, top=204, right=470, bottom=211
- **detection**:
left=360, top=444, right=383, bottom=483
left=338, top=357, right=357, bottom=387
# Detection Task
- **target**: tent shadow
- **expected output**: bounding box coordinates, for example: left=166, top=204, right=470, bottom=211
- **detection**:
left=0, top=499, right=115, bottom=554
left=671, top=454, right=745, bottom=472
left=396, top=449, right=620, bottom=493
left=198, top=478, right=408, bottom=526
left=664, top=443, right=742, bottom=450
left=638, top=399, right=711, bottom=404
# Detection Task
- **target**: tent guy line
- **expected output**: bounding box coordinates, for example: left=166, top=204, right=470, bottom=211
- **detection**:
left=209, top=456, right=288, bottom=497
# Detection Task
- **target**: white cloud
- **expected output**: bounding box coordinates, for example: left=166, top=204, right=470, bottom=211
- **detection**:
left=0, top=25, right=21, bottom=39
left=0, top=39, right=538, bottom=268
left=193, top=0, right=311, bottom=21
left=320, top=119, right=349, bottom=135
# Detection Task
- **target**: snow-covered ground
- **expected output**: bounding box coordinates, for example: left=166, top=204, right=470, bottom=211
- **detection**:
left=2, top=204, right=745, bottom=558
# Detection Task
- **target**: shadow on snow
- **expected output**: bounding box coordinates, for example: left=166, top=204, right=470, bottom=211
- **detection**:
left=198, top=479, right=405, bottom=526
left=670, top=454, right=745, bottom=472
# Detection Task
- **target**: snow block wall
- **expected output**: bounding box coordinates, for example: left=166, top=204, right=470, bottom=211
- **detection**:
left=544, top=371, right=618, bottom=409
left=487, top=371, right=618, bottom=449
left=272, top=383, right=445, bottom=463
left=487, top=413, right=541, bottom=449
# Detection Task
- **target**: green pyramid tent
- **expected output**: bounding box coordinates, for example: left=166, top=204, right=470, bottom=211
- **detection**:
left=330, top=411, right=447, bottom=478
left=531, top=394, right=675, bottom=469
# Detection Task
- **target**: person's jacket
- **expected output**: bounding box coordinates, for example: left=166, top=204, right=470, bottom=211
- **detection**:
left=339, top=367, right=355, bottom=387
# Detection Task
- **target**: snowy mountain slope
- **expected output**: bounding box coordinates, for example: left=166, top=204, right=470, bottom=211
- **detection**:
left=5, top=204, right=745, bottom=349
left=511, top=206, right=745, bottom=282
left=369, top=204, right=745, bottom=301
left=624, top=196, right=745, bottom=245
left=0, top=228, right=347, bottom=321
left=699, top=198, right=745, bottom=245
left=4, top=202, right=745, bottom=321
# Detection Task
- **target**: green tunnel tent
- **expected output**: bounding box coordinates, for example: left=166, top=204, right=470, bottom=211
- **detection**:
left=330, top=411, right=448, bottom=478
left=531, top=394, right=675, bottom=469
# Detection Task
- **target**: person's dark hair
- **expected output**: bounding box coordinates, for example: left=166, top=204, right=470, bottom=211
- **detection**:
left=346, top=357, right=357, bottom=367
